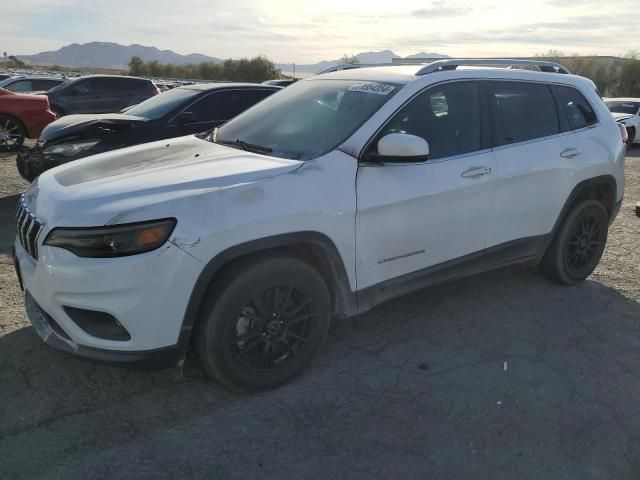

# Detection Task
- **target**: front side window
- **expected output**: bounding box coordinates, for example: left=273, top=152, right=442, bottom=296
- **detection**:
left=375, top=81, right=482, bottom=160
left=490, top=82, right=560, bottom=146
left=554, top=85, right=597, bottom=130
left=214, top=79, right=400, bottom=160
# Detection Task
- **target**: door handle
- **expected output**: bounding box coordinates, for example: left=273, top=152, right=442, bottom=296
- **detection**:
left=461, top=166, right=492, bottom=178
left=560, top=148, right=582, bottom=159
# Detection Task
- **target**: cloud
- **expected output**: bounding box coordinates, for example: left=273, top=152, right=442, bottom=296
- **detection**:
left=2, top=0, right=639, bottom=62
left=411, top=1, right=472, bottom=18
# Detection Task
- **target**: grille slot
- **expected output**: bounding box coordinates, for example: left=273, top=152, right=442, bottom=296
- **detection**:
left=15, top=194, right=44, bottom=259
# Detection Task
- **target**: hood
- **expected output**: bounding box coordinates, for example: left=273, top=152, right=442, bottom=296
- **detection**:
left=611, top=112, right=634, bottom=122
left=30, top=135, right=303, bottom=226
left=39, top=113, right=148, bottom=142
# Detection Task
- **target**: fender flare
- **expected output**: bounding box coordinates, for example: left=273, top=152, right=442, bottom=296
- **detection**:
left=175, top=231, right=356, bottom=357
left=549, top=174, right=618, bottom=239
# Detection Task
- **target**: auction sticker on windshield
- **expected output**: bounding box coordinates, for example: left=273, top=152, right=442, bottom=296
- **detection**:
left=348, top=83, right=395, bottom=95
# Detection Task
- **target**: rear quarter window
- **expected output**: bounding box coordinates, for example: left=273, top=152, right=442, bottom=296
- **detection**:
left=554, top=85, right=597, bottom=130
left=490, top=81, right=560, bottom=146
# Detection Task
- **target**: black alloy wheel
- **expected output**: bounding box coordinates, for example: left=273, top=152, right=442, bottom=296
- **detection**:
left=230, top=285, right=315, bottom=373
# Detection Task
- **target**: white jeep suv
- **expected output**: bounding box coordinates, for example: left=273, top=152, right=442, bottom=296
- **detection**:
left=13, top=59, right=626, bottom=391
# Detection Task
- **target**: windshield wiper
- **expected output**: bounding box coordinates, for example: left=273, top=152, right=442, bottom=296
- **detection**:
left=215, top=138, right=273, bottom=155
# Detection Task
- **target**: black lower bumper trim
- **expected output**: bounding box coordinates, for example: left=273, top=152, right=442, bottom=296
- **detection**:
left=25, top=292, right=182, bottom=370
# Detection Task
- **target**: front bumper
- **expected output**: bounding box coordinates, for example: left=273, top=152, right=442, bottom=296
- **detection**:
left=14, top=236, right=203, bottom=369
left=16, top=145, right=62, bottom=182
left=25, top=291, right=182, bottom=369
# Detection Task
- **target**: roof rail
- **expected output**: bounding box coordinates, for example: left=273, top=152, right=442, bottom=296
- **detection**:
left=416, top=58, right=572, bottom=75
left=315, top=63, right=394, bottom=75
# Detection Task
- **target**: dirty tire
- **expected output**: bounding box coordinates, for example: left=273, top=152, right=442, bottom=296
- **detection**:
left=194, top=256, right=331, bottom=392
left=627, top=127, right=636, bottom=146
left=0, top=115, right=26, bottom=152
left=540, top=199, right=609, bottom=285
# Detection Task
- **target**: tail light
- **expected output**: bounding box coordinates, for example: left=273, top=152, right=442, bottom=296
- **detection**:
left=619, top=123, right=629, bottom=144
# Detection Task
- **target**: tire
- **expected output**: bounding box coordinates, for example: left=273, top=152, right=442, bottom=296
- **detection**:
left=0, top=115, right=26, bottom=152
left=540, top=199, right=609, bottom=285
left=194, top=256, right=332, bottom=392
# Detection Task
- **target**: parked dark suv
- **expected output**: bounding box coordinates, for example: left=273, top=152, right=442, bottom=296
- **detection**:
left=16, top=83, right=281, bottom=181
left=46, top=75, right=159, bottom=116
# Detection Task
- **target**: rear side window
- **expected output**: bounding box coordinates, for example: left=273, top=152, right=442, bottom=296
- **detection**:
left=33, top=80, right=62, bottom=91
left=490, top=82, right=560, bottom=146
left=378, top=81, right=482, bottom=160
left=554, top=85, right=597, bottom=130
left=121, top=78, right=155, bottom=95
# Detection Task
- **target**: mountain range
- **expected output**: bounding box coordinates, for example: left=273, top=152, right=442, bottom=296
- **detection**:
left=17, top=42, right=448, bottom=74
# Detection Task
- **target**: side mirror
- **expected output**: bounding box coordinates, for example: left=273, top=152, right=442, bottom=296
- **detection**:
left=175, top=111, right=197, bottom=125
left=370, top=133, right=430, bottom=163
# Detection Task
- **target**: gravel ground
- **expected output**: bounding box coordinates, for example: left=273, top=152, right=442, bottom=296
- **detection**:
left=1, top=148, right=640, bottom=479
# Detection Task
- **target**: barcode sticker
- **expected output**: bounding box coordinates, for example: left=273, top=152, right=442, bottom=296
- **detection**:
left=348, top=83, right=395, bottom=95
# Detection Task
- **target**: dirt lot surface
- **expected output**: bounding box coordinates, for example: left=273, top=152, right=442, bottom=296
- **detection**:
left=2, top=149, right=640, bottom=479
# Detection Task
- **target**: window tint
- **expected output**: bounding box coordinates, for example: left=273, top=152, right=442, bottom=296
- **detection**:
left=378, top=81, right=482, bottom=160
left=116, top=78, right=150, bottom=94
left=187, top=89, right=276, bottom=122
left=33, top=80, right=62, bottom=91
left=555, top=85, right=597, bottom=130
left=490, top=82, right=560, bottom=145
left=71, top=79, right=92, bottom=95
left=7, top=80, right=33, bottom=93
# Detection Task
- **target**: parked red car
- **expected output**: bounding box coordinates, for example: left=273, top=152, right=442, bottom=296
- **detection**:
left=0, top=88, right=56, bottom=151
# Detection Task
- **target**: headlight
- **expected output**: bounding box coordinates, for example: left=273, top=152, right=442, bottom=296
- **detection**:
left=44, top=219, right=177, bottom=258
left=43, top=140, right=99, bottom=157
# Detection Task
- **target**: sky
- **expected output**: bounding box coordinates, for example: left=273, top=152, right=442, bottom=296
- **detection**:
left=2, top=0, right=638, bottom=64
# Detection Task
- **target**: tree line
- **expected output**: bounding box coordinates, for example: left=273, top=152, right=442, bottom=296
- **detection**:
left=128, top=55, right=281, bottom=82
left=536, top=51, right=640, bottom=97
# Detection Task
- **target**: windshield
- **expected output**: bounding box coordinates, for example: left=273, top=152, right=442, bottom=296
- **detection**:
left=605, top=101, right=640, bottom=115
left=124, top=88, right=200, bottom=120
left=214, top=79, right=399, bottom=160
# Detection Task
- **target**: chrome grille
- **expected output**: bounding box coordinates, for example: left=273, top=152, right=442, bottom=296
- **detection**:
left=15, top=194, right=44, bottom=259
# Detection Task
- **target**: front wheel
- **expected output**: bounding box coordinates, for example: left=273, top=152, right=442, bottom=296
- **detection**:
left=540, top=200, right=609, bottom=285
left=0, top=115, right=26, bottom=152
left=627, top=127, right=636, bottom=145
left=194, top=256, right=332, bottom=392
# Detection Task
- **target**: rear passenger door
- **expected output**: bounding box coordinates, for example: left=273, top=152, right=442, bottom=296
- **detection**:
left=486, top=81, right=590, bottom=248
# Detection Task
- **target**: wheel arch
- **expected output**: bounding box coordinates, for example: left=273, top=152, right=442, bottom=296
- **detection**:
left=176, top=231, right=356, bottom=357
left=551, top=175, right=618, bottom=238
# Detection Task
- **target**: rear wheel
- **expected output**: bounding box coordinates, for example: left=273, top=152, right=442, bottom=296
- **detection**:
left=627, top=127, right=636, bottom=145
left=195, top=256, right=332, bottom=392
left=540, top=200, right=608, bottom=285
left=0, top=115, right=26, bottom=152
